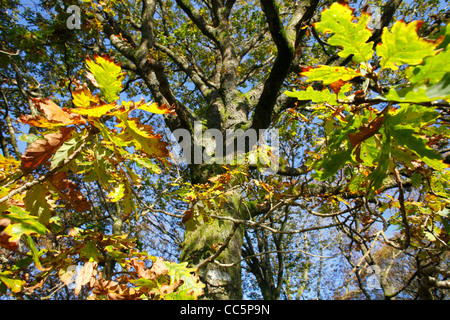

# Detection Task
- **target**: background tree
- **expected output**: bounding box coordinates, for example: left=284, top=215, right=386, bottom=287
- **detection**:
left=0, top=0, right=449, bottom=300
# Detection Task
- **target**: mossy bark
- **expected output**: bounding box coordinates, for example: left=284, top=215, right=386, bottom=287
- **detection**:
left=180, top=168, right=244, bottom=299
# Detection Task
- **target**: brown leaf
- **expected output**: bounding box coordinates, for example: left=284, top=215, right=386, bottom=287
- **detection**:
left=130, top=258, right=151, bottom=279
left=181, top=208, right=193, bottom=224
left=21, top=127, right=74, bottom=172
left=329, top=79, right=346, bottom=94
left=348, top=115, right=385, bottom=149
left=48, top=172, right=91, bottom=213
left=157, top=279, right=183, bottom=296
left=0, top=217, right=10, bottom=233
left=31, top=98, right=86, bottom=125
left=150, top=257, right=169, bottom=278
left=0, top=218, right=19, bottom=251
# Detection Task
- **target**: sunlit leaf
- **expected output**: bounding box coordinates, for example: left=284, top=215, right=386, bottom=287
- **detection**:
left=301, top=65, right=361, bottom=85
left=21, top=127, right=74, bottom=172
left=314, top=2, right=373, bottom=64
left=137, top=102, right=176, bottom=115
left=377, top=20, right=437, bottom=70
left=50, top=129, right=88, bottom=170
left=0, top=205, right=48, bottom=242
left=116, top=116, right=170, bottom=158
left=86, top=54, right=124, bottom=102
left=0, top=271, right=25, bottom=293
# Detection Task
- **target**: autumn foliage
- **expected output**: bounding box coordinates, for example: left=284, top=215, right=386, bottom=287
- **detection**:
left=0, top=54, right=203, bottom=299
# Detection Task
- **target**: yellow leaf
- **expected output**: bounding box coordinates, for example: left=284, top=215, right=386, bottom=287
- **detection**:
left=137, top=102, right=176, bottom=115
left=107, top=183, right=126, bottom=202
left=70, top=103, right=117, bottom=118
left=72, top=87, right=99, bottom=108
left=0, top=154, right=20, bottom=179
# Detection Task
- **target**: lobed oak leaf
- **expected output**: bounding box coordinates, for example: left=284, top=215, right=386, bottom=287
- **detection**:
left=31, top=98, right=86, bottom=125
left=116, top=116, right=170, bottom=158
left=85, top=54, right=124, bottom=103
left=151, top=257, right=169, bottom=278
left=21, top=127, right=74, bottom=172
left=71, top=87, right=100, bottom=108
left=130, top=258, right=151, bottom=279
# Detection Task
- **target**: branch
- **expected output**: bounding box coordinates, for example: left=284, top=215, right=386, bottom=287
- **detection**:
left=251, top=0, right=319, bottom=131
left=175, top=0, right=220, bottom=47
left=394, top=167, right=411, bottom=249
left=154, top=42, right=214, bottom=96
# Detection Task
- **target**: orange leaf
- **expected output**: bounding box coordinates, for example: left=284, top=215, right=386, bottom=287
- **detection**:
left=21, top=127, right=74, bottom=172
left=130, top=258, right=151, bottom=279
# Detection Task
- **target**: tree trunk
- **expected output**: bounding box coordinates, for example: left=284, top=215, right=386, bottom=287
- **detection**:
left=180, top=164, right=244, bottom=300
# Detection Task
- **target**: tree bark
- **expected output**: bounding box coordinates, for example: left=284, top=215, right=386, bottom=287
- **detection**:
left=180, top=182, right=244, bottom=299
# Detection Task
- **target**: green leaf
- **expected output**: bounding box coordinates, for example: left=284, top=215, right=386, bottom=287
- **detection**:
left=164, top=261, right=204, bottom=299
left=383, top=73, right=450, bottom=103
left=388, top=104, right=440, bottom=128
left=358, top=136, right=379, bottom=167
left=377, top=20, right=437, bottom=70
left=285, top=86, right=338, bottom=104
left=50, top=129, right=88, bottom=170
left=80, top=240, right=103, bottom=262
left=1, top=205, right=48, bottom=241
left=0, top=271, right=25, bottom=293
left=316, top=148, right=353, bottom=181
left=301, top=65, right=361, bottom=85
left=314, top=2, right=373, bottom=64
left=24, top=235, right=45, bottom=270
left=132, top=155, right=162, bottom=174
left=24, top=184, right=52, bottom=225
left=86, top=55, right=124, bottom=103
left=19, top=133, right=39, bottom=144
left=93, top=143, right=114, bottom=189
left=390, top=127, right=447, bottom=170
left=367, top=128, right=391, bottom=191
left=408, top=46, right=450, bottom=85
